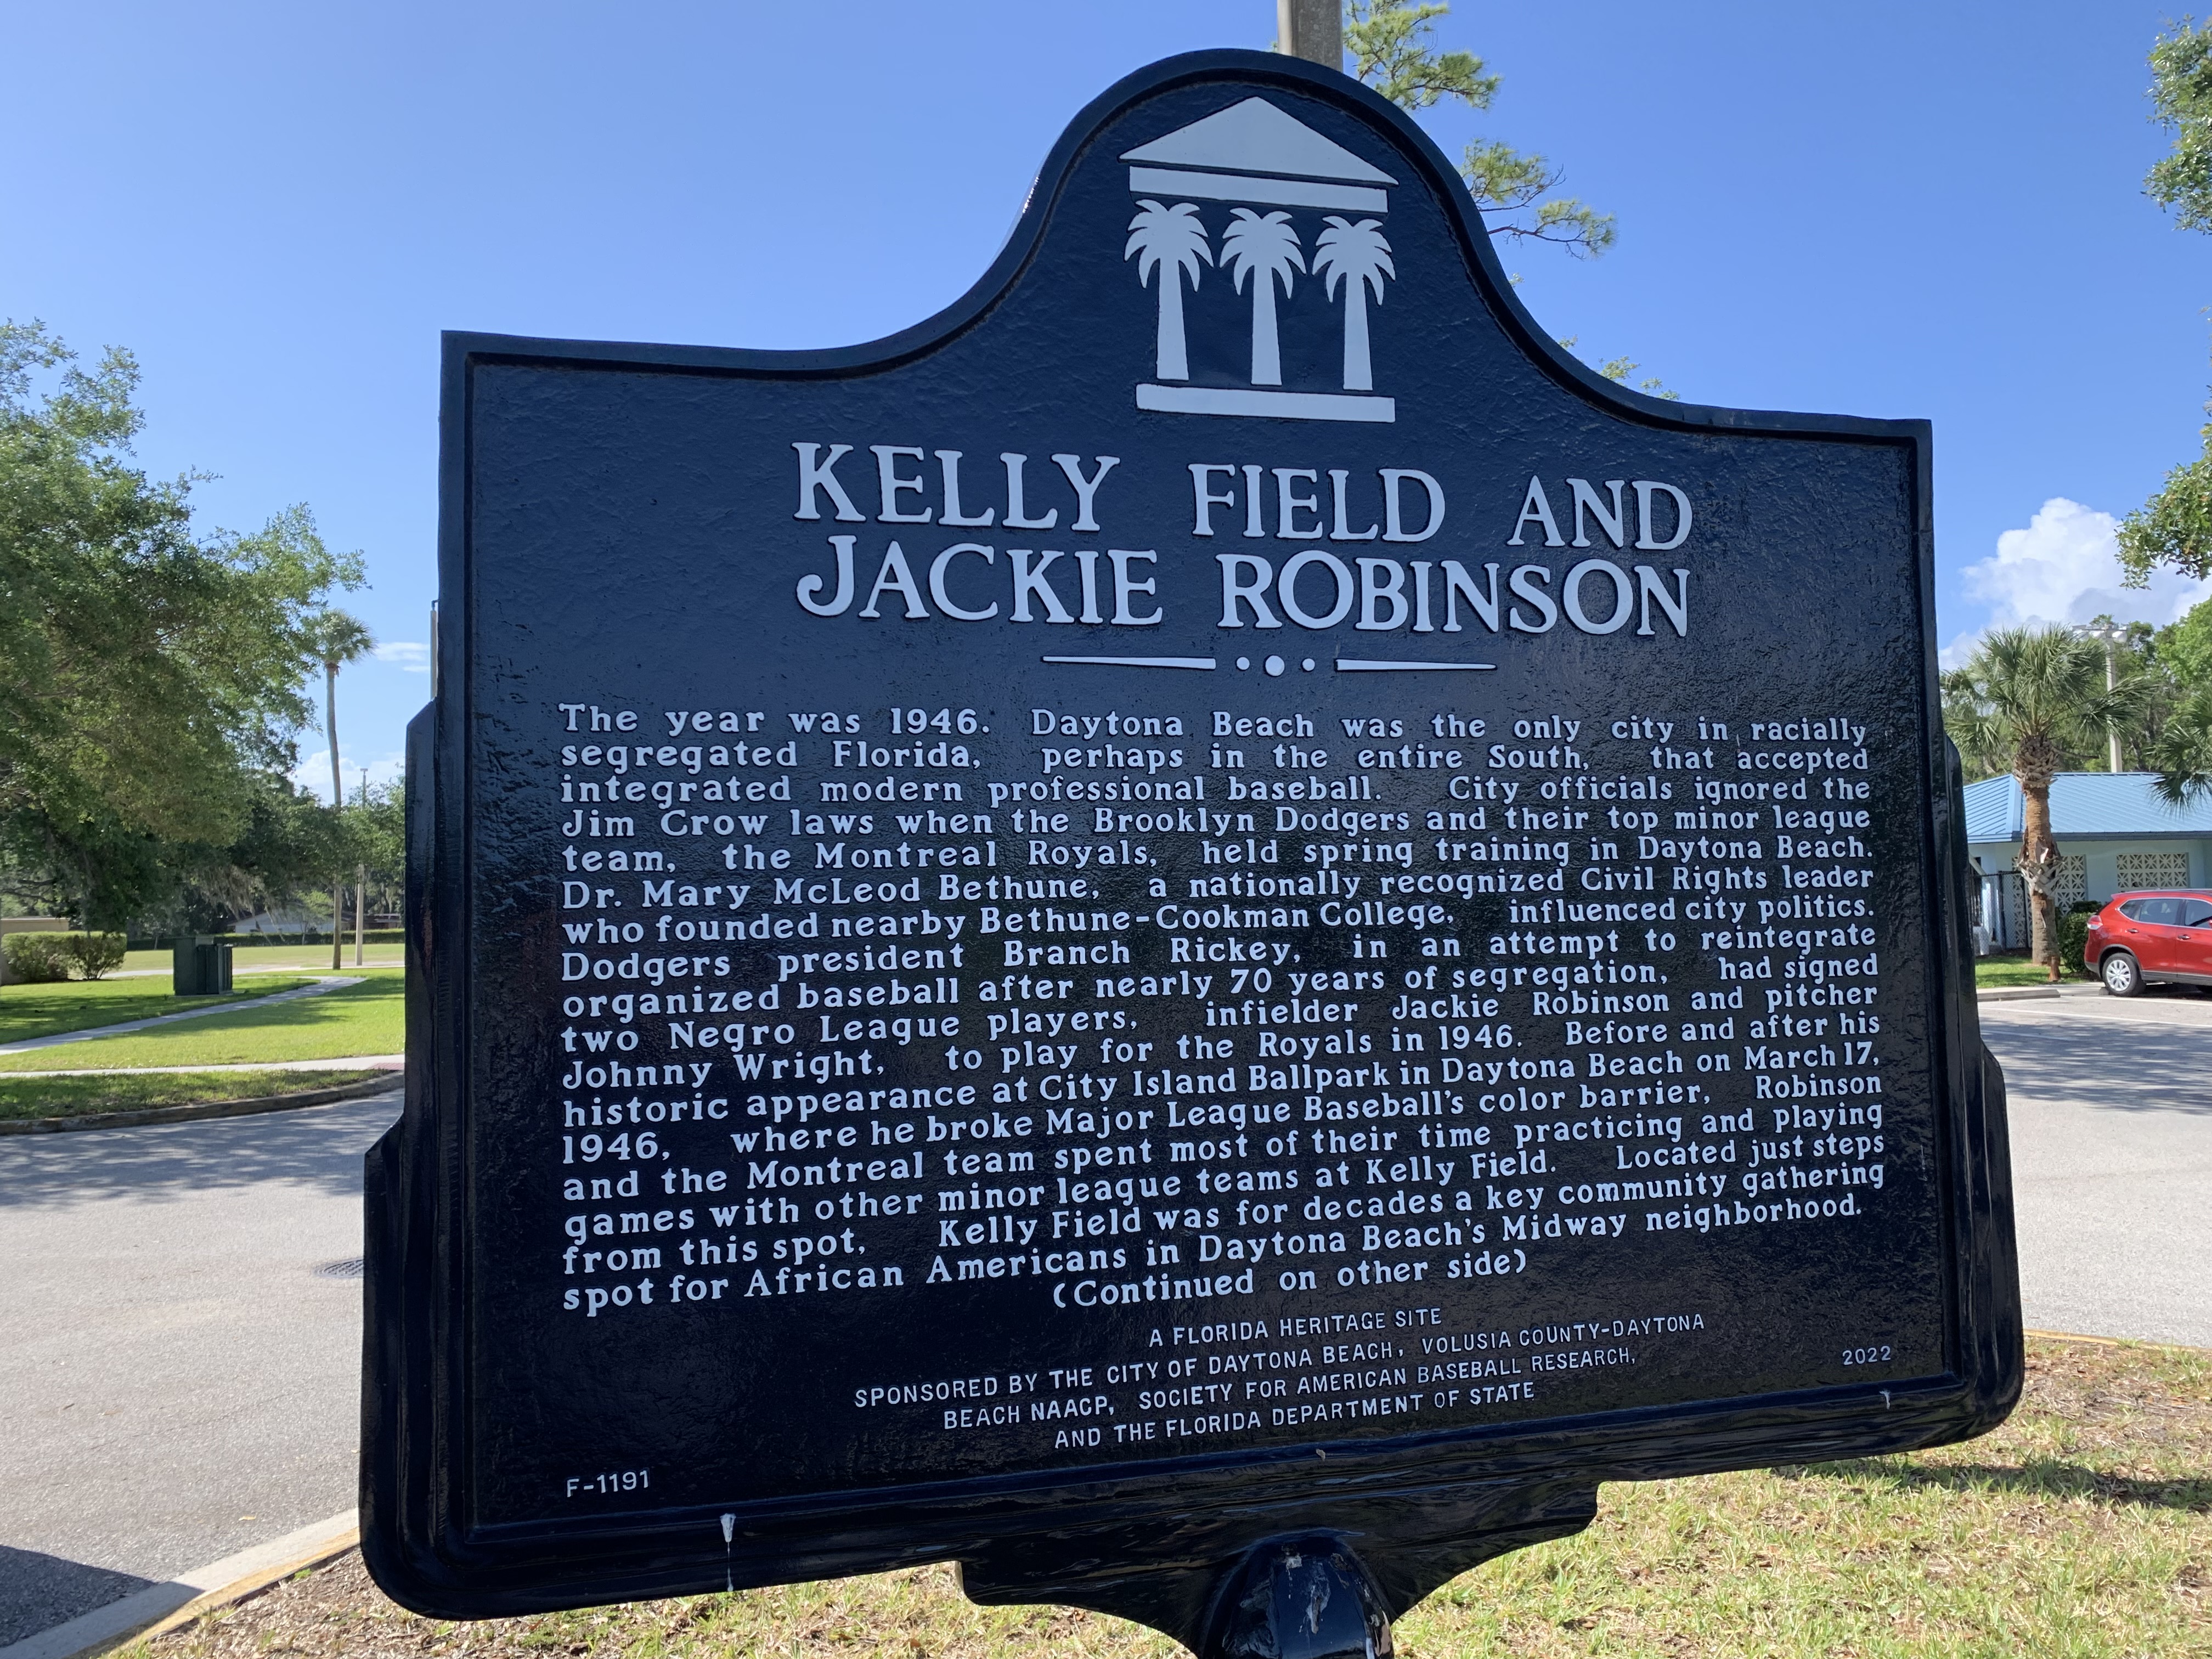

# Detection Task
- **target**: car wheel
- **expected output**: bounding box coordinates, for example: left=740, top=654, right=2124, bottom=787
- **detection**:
left=2102, top=952, right=2142, bottom=997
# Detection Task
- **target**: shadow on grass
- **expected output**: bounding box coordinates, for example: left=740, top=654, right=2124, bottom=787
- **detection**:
left=1780, top=1455, right=2212, bottom=1513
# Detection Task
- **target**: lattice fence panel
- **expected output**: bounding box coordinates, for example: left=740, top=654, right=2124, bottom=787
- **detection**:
left=2115, top=851, right=2191, bottom=891
left=2056, top=855, right=2085, bottom=907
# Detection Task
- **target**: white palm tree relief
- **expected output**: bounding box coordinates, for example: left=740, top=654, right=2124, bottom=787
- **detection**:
left=1222, top=208, right=1306, bottom=387
left=1125, top=200, right=1212, bottom=382
left=1313, top=217, right=1395, bottom=392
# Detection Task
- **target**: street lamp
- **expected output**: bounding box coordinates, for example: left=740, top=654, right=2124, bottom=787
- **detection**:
left=2072, top=620, right=2126, bottom=772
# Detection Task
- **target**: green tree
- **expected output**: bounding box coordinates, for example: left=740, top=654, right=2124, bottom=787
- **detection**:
left=1596, top=352, right=1679, bottom=402
left=1943, top=628, right=2151, bottom=976
left=2120, top=19, right=2212, bottom=583
left=0, top=320, right=361, bottom=927
left=1344, top=0, right=1615, bottom=256
left=150, top=773, right=352, bottom=935
left=2117, top=443, right=2212, bottom=583
left=2145, top=683, right=2212, bottom=804
left=2146, top=17, right=2212, bottom=230
left=2084, top=617, right=2187, bottom=771
left=340, top=779, right=405, bottom=926
left=2152, top=591, right=2212, bottom=686
left=2142, top=594, right=2212, bottom=800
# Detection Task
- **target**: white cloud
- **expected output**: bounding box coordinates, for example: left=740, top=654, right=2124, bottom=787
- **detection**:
left=375, top=641, right=431, bottom=674
left=293, top=748, right=405, bottom=804
left=1944, top=496, right=2212, bottom=667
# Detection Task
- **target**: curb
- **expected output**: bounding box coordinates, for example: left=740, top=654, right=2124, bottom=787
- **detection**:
left=1976, top=986, right=2061, bottom=1002
left=2026, top=1326, right=2209, bottom=1353
left=0, top=1510, right=359, bottom=1659
left=0, top=1073, right=402, bottom=1135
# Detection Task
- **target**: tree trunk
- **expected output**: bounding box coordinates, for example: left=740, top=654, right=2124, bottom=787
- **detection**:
left=326, top=661, right=342, bottom=808
left=2020, top=780, right=2060, bottom=980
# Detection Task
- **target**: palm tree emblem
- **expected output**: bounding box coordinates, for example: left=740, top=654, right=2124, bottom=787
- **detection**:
left=1313, top=217, right=1395, bottom=392
left=1125, top=200, right=1212, bottom=382
left=1222, top=209, right=1305, bottom=387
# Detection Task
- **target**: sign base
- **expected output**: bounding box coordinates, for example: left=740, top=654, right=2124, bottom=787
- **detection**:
left=956, top=1480, right=1599, bottom=1652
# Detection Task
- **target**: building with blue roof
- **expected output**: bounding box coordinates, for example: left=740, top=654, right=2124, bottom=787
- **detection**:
left=1963, top=771, right=2212, bottom=947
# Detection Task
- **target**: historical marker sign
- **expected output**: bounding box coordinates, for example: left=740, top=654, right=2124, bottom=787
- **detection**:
left=364, top=49, right=2021, bottom=1643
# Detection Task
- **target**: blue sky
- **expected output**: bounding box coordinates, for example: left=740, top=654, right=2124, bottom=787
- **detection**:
left=7, top=1, right=2208, bottom=798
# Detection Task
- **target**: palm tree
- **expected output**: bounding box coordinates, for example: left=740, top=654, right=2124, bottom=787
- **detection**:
left=1222, top=209, right=1305, bottom=386
left=1946, top=627, right=2148, bottom=978
left=2149, top=682, right=2212, bottom=804
left=302, top=608, right=374, bottom=970
left=1313, top=217, right=1394, bottom=391
left=1125, top=201, right=1211, bottom=381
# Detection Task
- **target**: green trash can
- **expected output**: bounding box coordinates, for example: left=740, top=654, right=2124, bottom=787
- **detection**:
left=173, top=934, right=234, bottom=995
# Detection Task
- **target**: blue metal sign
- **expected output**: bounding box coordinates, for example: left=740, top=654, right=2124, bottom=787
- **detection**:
left=363, top=48, right=2019, bottom=1645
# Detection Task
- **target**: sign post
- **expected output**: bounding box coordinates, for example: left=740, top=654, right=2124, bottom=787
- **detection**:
left=364, top=49, right=2021, bottom=1651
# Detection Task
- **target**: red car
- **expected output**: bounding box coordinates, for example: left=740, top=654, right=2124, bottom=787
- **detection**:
left=2083, top=889, right=2212, bottom=995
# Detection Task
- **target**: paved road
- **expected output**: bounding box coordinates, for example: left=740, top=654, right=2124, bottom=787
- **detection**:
left=0, top=994, right=2204, bottom=1649
left=1979, top=988, right=2212, bottom=1350
left=0, top=1092, right=398, bottom=1646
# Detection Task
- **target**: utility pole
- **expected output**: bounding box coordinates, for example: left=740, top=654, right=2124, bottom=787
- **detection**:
left=328, top=657, right=345, bottom=973
left=2073, top=620, right=2126, bottom=772
left=357, top=862, right=367, bottom=966
left=1277, top=0, right=1341, bottom=68
left=356, top=768, right=370, bottom=966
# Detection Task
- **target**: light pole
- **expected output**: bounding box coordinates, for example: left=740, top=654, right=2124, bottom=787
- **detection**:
left=2072, top=620, right=2126, bottom=772
left=356, top=768, right=371, bottom=966
left=1277, top=0, right=1341, bottom=66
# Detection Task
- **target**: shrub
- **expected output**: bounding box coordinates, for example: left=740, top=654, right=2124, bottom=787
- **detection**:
left=2059, top=911, right=2091, bottom=977
left=60, top=933, right=127, bottom=979
left=2, top=930, right=130, bottom=982
left=3, top=933, right=72, bottom=983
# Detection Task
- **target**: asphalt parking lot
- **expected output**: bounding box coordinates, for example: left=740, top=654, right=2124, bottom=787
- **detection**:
left=0, top=1091, right=399, bottom=1647
left=1979, top=986, right=2212, bottom=1350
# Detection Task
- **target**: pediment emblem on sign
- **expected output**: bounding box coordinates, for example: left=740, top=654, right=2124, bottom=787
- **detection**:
left=1122, top=97, right=1398, bottom=424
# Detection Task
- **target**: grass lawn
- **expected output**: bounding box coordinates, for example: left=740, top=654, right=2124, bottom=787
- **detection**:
left=1975, top=953, right=2084, bottom=989
left=0, top=969, right=402, bottom=1071
left=119, top=941, right=404, bottom=975
left=128, top=1336, right=2209, bottom=1659
left=0, top=1068, right=383, bottom=1122
left=0, top=975, right=315, bottom=1046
